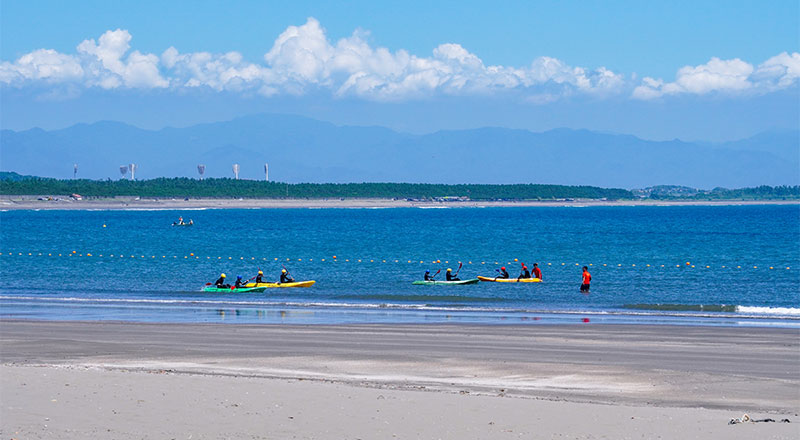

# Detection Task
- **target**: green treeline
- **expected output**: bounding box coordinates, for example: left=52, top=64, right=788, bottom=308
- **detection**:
left=693, top=185, right=800, bottom=200
left=0, top=176, right=632, bottom=200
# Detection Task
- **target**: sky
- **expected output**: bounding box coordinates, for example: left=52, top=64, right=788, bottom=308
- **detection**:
left=1, top=0, right=798, bottom=141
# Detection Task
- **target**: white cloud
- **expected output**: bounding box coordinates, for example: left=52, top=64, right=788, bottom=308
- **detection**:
left=633, top=53, right=800, bottom=99
left=1, top=19, right=796, bottom=103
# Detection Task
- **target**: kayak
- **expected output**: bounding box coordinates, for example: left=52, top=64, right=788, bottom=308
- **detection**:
left=172, top=223, right=193, bottom=227
left=412, top=279, right=480, bottom=285
left=202, top=286, right=267, bottom=293
left=477, top=276, right=542, bottom=283
left=244, top=280, right=316, bottom=288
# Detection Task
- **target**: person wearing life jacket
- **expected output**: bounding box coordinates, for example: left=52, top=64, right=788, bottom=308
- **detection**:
left=498, top=267, right=510, bottom=279
left=532, top=263, right=542, bottom=280
left=234, top=276, right=246, bottom=288
left=518, top=265, right=531, bottom=280
left=424, top=270, right=434, bottom=281
left=580, top=266, right=592, bottom=292
left=254, top=270, right=264, bottom=284
left=280, top=269, right=294, bottom=284
left=446, top=268, right=460, bottom=281
left=214, top=273, right=230, bottom=288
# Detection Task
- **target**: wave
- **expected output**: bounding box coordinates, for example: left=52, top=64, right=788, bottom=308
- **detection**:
left=738, top=306, right=800, bottom=316
left=3, top=295, right=799, bottom=320
left=623, top=303, right=737, bottom=312
left=624, top=303, right=800, bottom=316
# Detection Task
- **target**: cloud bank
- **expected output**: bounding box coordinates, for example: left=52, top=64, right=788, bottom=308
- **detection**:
left=1, top=18, right=797, bottom=102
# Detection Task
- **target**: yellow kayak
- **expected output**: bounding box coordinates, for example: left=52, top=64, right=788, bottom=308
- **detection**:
left=244, top=280, right=316, bottom=288
left=477, top=276, right=542, bottom=283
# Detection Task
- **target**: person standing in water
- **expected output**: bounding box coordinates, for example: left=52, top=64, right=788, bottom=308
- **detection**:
left=580, top=266, right=591, bottom=292
left=532, top=263, right=542, bottom=280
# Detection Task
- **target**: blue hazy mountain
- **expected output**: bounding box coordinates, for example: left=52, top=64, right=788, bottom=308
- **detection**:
left=1, top=114, right=797, bottom=188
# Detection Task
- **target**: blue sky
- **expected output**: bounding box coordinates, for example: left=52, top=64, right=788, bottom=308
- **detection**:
left=1, top=0, right=798, bottom=141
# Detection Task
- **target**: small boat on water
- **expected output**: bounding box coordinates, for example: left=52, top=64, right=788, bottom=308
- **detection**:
left=412, top=279, right=480, bottom=285
left=477, top=276, right=542, bottom=283
left=202, top=285, right=267, bottom=293
left=244, top=280, right=316, bottom=288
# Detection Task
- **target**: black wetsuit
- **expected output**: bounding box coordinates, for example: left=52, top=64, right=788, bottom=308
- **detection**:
left=498, top=269, right=510, bottom=279
left=255, top=274, right=263, bottom=283
left=518, top=268, right=531, bottom=279
left=280, top=273, right=294, bottom=283
left=424, top=273, right=433, bottom=281
left=214, top=277, right=227, bottom=288
left=446, top=272, right=460, bottom=281
left=234, top=279, right=245, bottom=288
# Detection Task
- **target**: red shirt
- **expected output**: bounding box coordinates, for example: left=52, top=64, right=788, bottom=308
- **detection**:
left=582, top=271, right=591, bottom=284
left=532, top=267, right=541, bottom=278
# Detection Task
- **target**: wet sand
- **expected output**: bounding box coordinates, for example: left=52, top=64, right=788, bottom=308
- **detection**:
left=1, top=320, right=798, bottom=439
left=1, top=195, right=797, bottom=210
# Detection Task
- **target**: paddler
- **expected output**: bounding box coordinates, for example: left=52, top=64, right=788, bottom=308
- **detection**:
left=214, top=273, right=230, bottom=288
left=254, top=270, right=264, bottom=283
left=234, top=276, right=246, bottom=288
left=280, top=269, right=294, bottom=284
left=497, top=266, right=510, bottom=279
left=424, top=270, right=435, bottom=281
left=518, top=265, right=531, bottom=280
left=532, top=263, right=542, bottom=280
left=446, top=268, right=460, bottom=281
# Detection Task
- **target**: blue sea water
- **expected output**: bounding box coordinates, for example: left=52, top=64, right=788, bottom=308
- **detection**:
left=1, top=205, right=798, bottom=326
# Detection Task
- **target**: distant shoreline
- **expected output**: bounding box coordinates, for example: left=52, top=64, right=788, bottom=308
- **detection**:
left=1, top=195, right=798, bottom=210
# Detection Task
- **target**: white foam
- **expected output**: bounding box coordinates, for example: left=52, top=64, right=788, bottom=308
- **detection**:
left=737, top=306, right=800, bottom=316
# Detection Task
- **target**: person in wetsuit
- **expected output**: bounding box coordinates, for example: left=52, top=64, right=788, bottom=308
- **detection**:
left=498, top=266, right=510, bottom=279
left=280, top=269, right=294, bottom=284
left=518, top=265, right=531, bottom=280
left=214, top=273, right=230, bottom=288
left=424, top=270, right=434, bottom=281
left=234, top=275, right=246, bottom=288
left=446, top=268, right=460, bottom=281
left=254, top=270, right=264, bottom=284
left=532, top=263, right=542, bottom=280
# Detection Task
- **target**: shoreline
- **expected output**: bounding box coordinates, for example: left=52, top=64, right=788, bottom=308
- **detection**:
left=2, top=320, right=798, bottom=439
left=1, top=195, right=798, bottom=210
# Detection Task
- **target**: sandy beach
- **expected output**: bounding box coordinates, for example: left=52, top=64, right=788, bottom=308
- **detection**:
left=0, top=195, right=798, bottom=210
left=1, top=321, right=798, bottom=439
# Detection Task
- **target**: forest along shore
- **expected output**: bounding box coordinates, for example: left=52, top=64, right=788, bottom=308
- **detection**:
left=2, top=196, right=799, bottom=210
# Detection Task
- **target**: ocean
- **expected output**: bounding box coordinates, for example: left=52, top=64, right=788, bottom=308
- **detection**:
left=1, top=205, right=798, bottom=326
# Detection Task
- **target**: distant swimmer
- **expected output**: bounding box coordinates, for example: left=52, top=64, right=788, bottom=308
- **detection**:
left=532, top=263, right=542, bottom=280
left=446, top=268, right=460, bottom=281
left=280, top=268, right=295, bottom=284
left=580, top=266, right=591, bottom=292
left=517, top=264, right=531, bottom=280
left=214, top=273, right=230, bottom=288
left=497, top=266, right=510, bottom=279
left=254, top=270, right=264, bottom=283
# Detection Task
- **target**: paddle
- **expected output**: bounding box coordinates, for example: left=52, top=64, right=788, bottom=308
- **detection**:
left=454, top=262, right=463, bottom=278
left=430, top=269, right=441, bottom=281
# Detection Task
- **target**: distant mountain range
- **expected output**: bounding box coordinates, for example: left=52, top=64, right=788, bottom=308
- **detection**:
left=1, top=114, right=797, bottom=188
